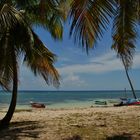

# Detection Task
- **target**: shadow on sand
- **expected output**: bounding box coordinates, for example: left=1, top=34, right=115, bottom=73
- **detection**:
left=106, top=134, right=132, bottom=140
left=63, top=135, right=82, bottom=140
left=63, top=134, right=132, bottom=140
left=0, top=121, right=42, bottom=140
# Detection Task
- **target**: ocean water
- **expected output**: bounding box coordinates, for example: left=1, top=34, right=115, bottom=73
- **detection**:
left=0, top=90, right=140, bottom=109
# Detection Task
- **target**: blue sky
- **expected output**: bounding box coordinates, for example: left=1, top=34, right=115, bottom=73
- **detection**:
left=19, top=24, right=140, bottom=91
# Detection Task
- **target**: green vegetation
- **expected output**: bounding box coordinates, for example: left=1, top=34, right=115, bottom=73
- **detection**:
left=0, top=0, right=61, bottom=128
left=70, top=0, right=139, bottom=98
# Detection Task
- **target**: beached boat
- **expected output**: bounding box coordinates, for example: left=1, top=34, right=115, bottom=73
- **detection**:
left=95, top=100, right=107, bottom=105
left=30, top=101, right=45, bottom=108
left=114, top=98, right=140, bottom=106
left=127, top=101, right=140, bottom=106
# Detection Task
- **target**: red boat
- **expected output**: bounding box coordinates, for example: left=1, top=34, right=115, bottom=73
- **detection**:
left=114, top=99, right=140, bottom=106
left=128, top=101, right=140, bottom=106
left=30, top=101, right=45, bottom=108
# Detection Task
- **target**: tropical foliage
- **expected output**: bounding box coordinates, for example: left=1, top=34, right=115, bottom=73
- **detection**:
left=69, top=0, right=139, bottom=68
left=69, top=0, right=139, bottom=98
left=0, top=0, right=62, bottom=127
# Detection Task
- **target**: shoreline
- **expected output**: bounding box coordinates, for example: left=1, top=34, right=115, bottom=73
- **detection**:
left=0, top=98, right=120, bottom=111
left=0, top=106, right=140, bottom=140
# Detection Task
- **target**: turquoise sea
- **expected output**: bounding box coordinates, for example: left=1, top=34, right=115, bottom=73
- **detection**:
left=0, top=90, right=140, bottom=109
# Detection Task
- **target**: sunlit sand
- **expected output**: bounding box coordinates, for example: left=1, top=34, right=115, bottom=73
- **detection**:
left=0, top=106, right=140, bottom=140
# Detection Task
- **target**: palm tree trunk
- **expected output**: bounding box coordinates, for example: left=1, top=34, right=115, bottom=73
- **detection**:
left=0, top=50, right=18, bottom=128
left=122, top=57, right=137, bottom=99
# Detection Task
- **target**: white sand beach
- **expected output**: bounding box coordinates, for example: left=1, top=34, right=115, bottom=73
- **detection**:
left=0, top=106, right=140, bottom=140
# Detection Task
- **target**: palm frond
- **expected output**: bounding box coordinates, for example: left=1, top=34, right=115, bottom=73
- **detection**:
left=133, top=0, right=140, bottom=23
left=0, top=4, right=60, bottom=89
left=112, top=0, right=137, bottom=68
left=0, top=3, right=29, bottom=31
left=69, top=0, right=116, bottom=51
left=13, top=0, right=38, bottom=7
left=0, top=30, right=15, bottom=90
left=0, top=3, right=34, bottom=58
left=23, top=0, right=64, bottom=40
left=57, top=0, right=72, bottom=21
left=24, top=31, right=60, bottom=88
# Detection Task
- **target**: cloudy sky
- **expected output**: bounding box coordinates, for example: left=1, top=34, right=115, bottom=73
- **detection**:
left=19, top=24, right=140, bottom=91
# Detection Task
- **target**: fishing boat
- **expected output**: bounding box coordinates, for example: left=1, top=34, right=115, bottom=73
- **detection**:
left=127, top=99, right=140, bottom=106
left=30, top=101, right=45, bottom=108
left=114, top=98, right=140, bottom=106
left=95, top=100, right=107, bottom=105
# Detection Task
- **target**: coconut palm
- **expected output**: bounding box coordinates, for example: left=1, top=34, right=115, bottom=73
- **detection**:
left=112, top=0, right=138, bottom=98
left=69, top=0, right=139, bottom=98
left=69, top=0, right=140, bottom=63
left=0, top=1, right=63, bottom=128
left=121, top=57, right=137, bottom=99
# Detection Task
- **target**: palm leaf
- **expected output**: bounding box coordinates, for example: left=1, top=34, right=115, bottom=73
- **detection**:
left=0, top=4, right=34, bottom=58
left=13, top=0, right=38, bottom=7
left=0, top=3, right=30, bottom=33
left=57, top=0, right=72, bottom=21
left=0, top=30, right=15, bottom=90
left=0, top=4, right=60, bottom=89
left=23, top=0, right=64, bottom=40
left=112, top=0, right=137, bottom=68
left=132, top=0, right=140, bottom=23
left=69, top=0, right=116, bottom=51
left=24, top=31, right=60, bottom=87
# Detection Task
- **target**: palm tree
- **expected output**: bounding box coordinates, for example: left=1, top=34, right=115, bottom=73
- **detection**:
left=121, top=56, right=137, bottom=99
left=0, top=1, right=63, bottom=128
left=69, top=0, right=140, bottom=61
left=69, top=0, right=139, bottom=97
left=111, top=0, right=137, bottom=99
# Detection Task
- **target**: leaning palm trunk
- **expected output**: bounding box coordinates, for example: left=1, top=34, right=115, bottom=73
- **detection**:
left=122, top=57, right=137, bottom=99
left=0, top=2, right=60, bottom=129
left=0, top=50, right=18, bottom=128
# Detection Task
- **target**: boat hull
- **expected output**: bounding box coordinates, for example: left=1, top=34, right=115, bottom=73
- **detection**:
left=31, top=103, right=45, bottom=108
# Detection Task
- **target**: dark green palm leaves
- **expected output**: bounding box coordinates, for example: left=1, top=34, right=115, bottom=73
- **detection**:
left=21, top=0, right=64, bottom=40
left=69, top=0, right=116, bottom=50
left=0, top=0, right=140, bottom=90
left=112, top=0, right=137, bottom=68
left=0, top=4, right=60, bottom=90
left=69, top=0, right=139, bottom=68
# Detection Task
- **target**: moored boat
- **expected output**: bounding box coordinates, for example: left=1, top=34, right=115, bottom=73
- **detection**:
left=95, top=100, right=107, bottom=105
left=114, top=98, right=140, bottom=106
left=30, top=101, right=45, bottom=108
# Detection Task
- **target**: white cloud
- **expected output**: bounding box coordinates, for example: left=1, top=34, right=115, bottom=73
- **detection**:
left=133, top=52, right=140, bottom=68
left=61, top=74, right=86, bottom=88
left=90, top=51, right=116, bottom=62
left=19, top=66, right=53, bottom=90
left=18, top=51, right=140, bottom=90
left=58, top=52, right=140, bottom=75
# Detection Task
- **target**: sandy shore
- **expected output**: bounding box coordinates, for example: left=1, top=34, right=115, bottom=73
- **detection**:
left=0, top=106, right=140, bottom=140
